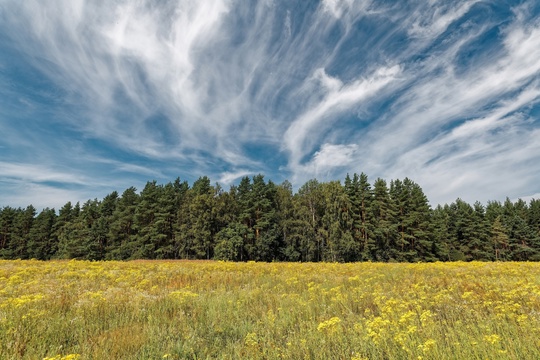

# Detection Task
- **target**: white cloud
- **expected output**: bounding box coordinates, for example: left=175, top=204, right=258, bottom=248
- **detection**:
left=322, top=0, right=358, bottom=19
left=408, top=0, right=478, bottom=38
left=282, top=0, right=540, bottom=205
left=304, top=143, right=359, bottom=177
left=0, top=181, right=95, bottom=212
left=217, top=170, right=254, bottom=186
left=1, top=0, right=539, bottom=208
left=0, top=162, right=89, bottom=186
left=358, top=16, right=540, bottom=165
left=515, top=193, right=540, bottom=203
left=284, top=65, right=401, bottom=168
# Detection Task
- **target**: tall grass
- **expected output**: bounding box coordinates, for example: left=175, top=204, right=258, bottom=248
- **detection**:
left=1, top=260, right=539, bottom=359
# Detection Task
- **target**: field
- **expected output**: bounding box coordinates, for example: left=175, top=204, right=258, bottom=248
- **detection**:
left=1, top=260, right=540, bottom=359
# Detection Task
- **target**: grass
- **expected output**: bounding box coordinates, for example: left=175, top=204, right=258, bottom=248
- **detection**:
left=1, top=260, right=540, bottom=359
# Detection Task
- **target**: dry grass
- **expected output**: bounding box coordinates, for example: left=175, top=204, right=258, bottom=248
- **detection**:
left=1, top=260, right=540, bottom=359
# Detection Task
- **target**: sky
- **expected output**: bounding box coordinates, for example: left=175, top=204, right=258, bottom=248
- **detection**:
left=1, top=0, right=539, bottom=211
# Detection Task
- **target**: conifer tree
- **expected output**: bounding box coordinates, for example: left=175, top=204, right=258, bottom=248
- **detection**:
left=344, top=174, right=364, bottom=258
left=431, top=205, right=453, bottom=261
left=0, top=207, right=17, bottom=258
left=251, top=175, right=279, bottom=261
left=355, top=173, right=374, bottom=261
left=467, top=202, right=493, bottom=261
left=504, top=211, right=538, bottom=261
left=446, top=199, right=475, bottom=261
left=529, top=199, right=540, bottom=237
left=54, top=201, right=80, bottom=259
left=27, top=208, right=57, bottom=260
left=129, top=181, right=162, bottom=259
left=491, top=215, right=509, bottom=261
left=5, top=206, right=35, bottom=259
left=153, top=182, right=179, bottom=259
left=275, top=180, right=300, bottom=261
left=406, top=180, right=435, bottom=261
left=297, top=179, right=325, bottom=261
left=176, top=177, right=215, bottom=259
left=2, top=172, right=540, bottom=262
left=107, top=187, right=139, bottom=259
left=371, top=179, right=398, bottom=260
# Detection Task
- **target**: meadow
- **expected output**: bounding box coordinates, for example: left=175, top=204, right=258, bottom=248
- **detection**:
left=1, top=260, right=539, bottom=359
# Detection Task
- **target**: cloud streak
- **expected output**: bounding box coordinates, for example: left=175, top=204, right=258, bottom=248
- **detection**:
left=0, top=0, right=539, bottom=208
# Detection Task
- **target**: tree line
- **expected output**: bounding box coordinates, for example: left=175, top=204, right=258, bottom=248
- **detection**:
left=1, top=173, right=539, bottom=262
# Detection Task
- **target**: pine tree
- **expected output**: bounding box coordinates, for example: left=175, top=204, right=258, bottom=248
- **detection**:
left=54, top=202, right=79, bottom=259
left=344, top=173, right=365, bottom=259
left=467, top=202, right=493, bottom=260
left=447, top=199, right=475, bottom=261
left=529, top=199, right=540, bottom=237
left=92, top=191, right=118, bottom=259
left=107, top=187, right=139, bottom=259
left=27, top=208, right=57, bottom=259
left=152, top=182, right=179, bottom=259
left=389, top=178, right=434, bottom=261
left=371, top=178, right=398, bottom=261
left=252, top=175, right=279, bottom=261
left=80, top=199, right=103, bottom=260
left=189, top=183, right=215, bottom=259
left=275, top=181, right=300, bottom=261
left=356, top=173, right=374, bottom=261
left=406, top=180, right=435, bottom=261
left=320, top=181, right=358, bottom=262
left=390, top=179, right=408, bottom=260
left=499, top=199, right=537, bottom=261
left=57, top=199, right=102, bottom=260
left=4, top=206, right=35, bottom=259
left=129, top=181, right=164, bottom=259
left=236, top=176, right=256, bottom=258
left=485, top=200, right=503, bottom=223
left=176, top=177, right=215, bottom=259
left=297, top=179, right=325, bottom=261
left=491, top=215, right=509, bottom=261
left=0, top=207, right=17, bottom=258
left=529, top=199, right=540, bottom=259
left=431, top=205, right=453, bottom=261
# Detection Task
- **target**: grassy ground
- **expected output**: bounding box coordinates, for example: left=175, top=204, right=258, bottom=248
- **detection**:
left=1, top=260, right=539, bottom=359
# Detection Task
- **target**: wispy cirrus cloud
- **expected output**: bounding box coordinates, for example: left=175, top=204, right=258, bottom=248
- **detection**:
left=351, top=9, right=540, bottom=204
left=0, top=0, right=539, bottom=208
left=283, top=65, right=401, bottom=172
left=0, top=162, right=89, bottom=186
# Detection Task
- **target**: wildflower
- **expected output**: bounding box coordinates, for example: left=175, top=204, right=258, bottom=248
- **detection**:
left=317, top=317, right=341, bottom=332
left=420, top=310, right=434, bottom=325
left=43, top=355, right=80, bottom=360
left=245, top=332, right=258, bottom=347
left=351, top=355, right=368, bottom=360
left=484, top=334, right=501, bottom=345
left=399, top=310, right=415, bottom=324
left=418, top=339, right=436, bottom=353
left=407, top=325, right=417, bottom=334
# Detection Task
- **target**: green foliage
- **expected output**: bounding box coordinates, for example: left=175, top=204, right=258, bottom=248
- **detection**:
left=27, top=208, right=57, bottom=260
left=214, top=222, right=247, bottom=261
left=1, top=175, right=540, bottom=262
left=106, top=187, right=139, bottom=260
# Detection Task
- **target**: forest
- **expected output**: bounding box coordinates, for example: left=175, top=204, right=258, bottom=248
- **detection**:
left=1, top=173, right=539, bottom=262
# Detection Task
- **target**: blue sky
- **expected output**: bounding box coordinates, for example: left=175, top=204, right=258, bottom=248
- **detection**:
left=1, top=0, right=539, bottom=210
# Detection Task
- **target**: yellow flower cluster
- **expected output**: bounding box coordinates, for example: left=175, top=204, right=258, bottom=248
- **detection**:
left=317, top=316, right=341, bottom=332
left=0, top=260, right=539, bottom=359
left=42, top=355, right=80, bottom=360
